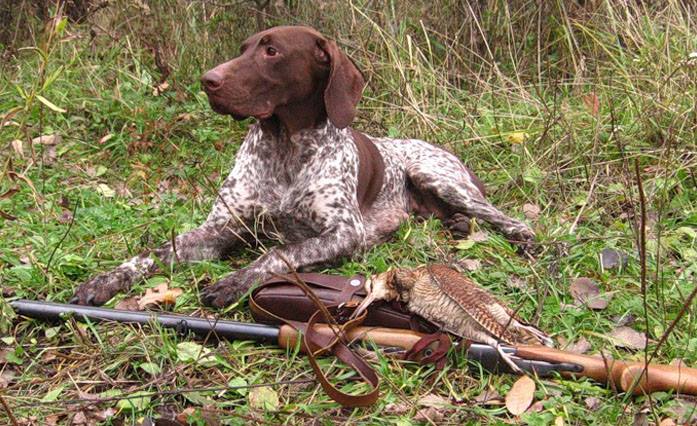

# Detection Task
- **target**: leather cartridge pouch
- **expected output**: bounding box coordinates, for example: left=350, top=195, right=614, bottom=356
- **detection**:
left=250, top=272, right=435, bottom=332
left=249, top=272, right=450, bottom=407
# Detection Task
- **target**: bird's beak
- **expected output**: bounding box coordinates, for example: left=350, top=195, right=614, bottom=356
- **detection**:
left=350, top=292, right=375, bottom=320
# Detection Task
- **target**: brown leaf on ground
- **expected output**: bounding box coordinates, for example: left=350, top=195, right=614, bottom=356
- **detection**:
left=138, top=283, right=183, bottom=309
left=659, top=419, right=676, bottom=426
left=667, top=397, right=697, bottom=424
left=566, top=337, right=591, bottom=354
left=583, top=92, right=600, bottom=116
left=610, top=326, right=647, bottom=350
left=469, top=230, right=489, bottom=242
left=58, top=210, right=74, bottom=224
left=570, top=277, right=611, bottom=310
left=176, top=407, right=220, bottom=425
left=384, top=402, right=411, bottom=415
left=71, top=411, right=88, bottom=425
left=507, top=275, right=528, bottom=290
left=414, top=407, right=445, bottom=423
left=11, top=139, right=24, bottom=157
left=115, top=297, right=141, bottom=311
left=506, top=375, right=536, bottom=416
left=461, top=259, right=481, bottom=271
left=523, top=203, right=541, bottom=221
left=527, top=400, right=545, bottom=413
left=418, top=393, right=450, bottom=408
left=585, top=396, right=601, bottom=410
left=0, top=369, right=16, bottom=388
left=32, top=134, right=62, bottom=145
left=45, top=415, right=60, bottom=426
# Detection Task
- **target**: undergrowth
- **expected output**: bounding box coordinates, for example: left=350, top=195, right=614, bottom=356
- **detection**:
left=1, top=1, right=696, bottom=425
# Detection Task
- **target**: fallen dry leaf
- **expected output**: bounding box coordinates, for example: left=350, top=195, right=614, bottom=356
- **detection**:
left=461, top=259, right=481, bottom=272
left=610, top=326, right=647, bottom=350
left=506, top=375, right=536, bottom=416
left=45, top=415, right=60, bottom=426
left=115, top=297, right=141, bottom=311
left=11, top=139, right=24, bottom=158
left=43, top=144, right=58, bottom=164
left=570, top=277, right=611, bottom=310
left=666, top=397, right=697, bottom=424
left=583, top=92, right=600, bottom=116
left=71, top=411, right=87, bottom=425
left=469, top=230, right=488, bottom=243
left=658, top=419, right=676, bottom=426
left=600, top=248, right=628, bottom=270
left=153, top=81, right=170, bottom=96
left=566, top=337, right=591, bottom=354
left=175, top=407, right=220, bottom=425
left=99, top=133, right=114, bottom=145
left=527, top=400, right=545, bottom=413
left=138, top=283, right=183, bottom=309
left=507, top=275, right=528, bottom=290
left=523, top=203, right=541, bottom=221
left=32, top=134, right=62, bottom=146
left=585, top=396, right=601, bottom=410
left=414, top=407, right=445, bottom=423
left=384, top=402, right=411, bottom=415
left=418, top=393, right=450, bottom=409
left=613, top=313, right=635, bottom=327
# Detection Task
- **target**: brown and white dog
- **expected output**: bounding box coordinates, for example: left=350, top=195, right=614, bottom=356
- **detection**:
left=71, top=26, right=534, bottom=308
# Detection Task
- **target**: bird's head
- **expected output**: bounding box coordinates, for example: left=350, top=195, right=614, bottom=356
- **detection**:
left=351, top=270, right=398, bottom=319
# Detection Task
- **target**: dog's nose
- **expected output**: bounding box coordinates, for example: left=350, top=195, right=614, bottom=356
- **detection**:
left=201, top=71, right=224, bottom=91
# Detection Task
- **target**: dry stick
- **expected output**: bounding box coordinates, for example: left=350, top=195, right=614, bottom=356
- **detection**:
left=626, top=158, right=658, bottom=419
left=0, top=392, right=19, bottom=426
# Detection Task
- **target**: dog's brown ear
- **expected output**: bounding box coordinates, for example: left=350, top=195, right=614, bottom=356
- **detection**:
left=317, top=38, right=365, bottom=129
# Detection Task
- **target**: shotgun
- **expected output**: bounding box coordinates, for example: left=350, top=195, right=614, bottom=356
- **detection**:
left=10, top=299, right=697, bottom=395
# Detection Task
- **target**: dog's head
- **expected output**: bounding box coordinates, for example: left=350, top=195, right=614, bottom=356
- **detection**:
left=201, top=26, right=365, bottom=129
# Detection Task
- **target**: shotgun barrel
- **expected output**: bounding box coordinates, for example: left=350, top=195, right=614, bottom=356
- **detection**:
left=9, top=299, right=577, bottom=376
left=10, top=299, right=280, bottom=343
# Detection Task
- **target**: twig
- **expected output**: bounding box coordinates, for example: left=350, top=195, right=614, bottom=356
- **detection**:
left=0, top=392, right=19, bottom=426
left=627, top=158, right=656, bottom=417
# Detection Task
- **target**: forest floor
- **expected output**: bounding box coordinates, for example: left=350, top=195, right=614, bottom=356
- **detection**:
left=1, top=1, right=696, bottom=425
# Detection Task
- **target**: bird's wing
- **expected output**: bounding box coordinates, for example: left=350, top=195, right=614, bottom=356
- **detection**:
left=426, top=264, right=517, bottom=342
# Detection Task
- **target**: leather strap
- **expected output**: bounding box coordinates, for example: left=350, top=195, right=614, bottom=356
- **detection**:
left=405, top=332, right=452, bottom=369
left=249, top=276, right=380, bottom=407
left=301, top=309, right=379, bottom=407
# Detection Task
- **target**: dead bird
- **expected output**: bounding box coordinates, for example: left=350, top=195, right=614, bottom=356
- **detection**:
left=352, top=264, right=552, bottom=371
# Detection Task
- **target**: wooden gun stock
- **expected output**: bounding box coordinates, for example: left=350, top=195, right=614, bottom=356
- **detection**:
left=278, top=324, right=424, bottom=352
left=516, top=346, right=697, bottom=395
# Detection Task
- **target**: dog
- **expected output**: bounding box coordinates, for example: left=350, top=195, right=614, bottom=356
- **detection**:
left=71, top=26, right=534, bottom=308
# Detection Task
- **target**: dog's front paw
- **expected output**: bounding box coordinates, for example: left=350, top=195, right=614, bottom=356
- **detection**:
left=200, top=273, right=252, bottom=308
left=508, top=225, right=537, bottom=256
left=70, top=269, right=134, bottom=305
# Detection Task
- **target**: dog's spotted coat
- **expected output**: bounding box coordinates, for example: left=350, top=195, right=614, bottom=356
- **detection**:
left=71, top=26, right=534, bottom=308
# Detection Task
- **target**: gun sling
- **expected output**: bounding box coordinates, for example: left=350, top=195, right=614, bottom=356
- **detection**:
left=249, top=272, right=451, bottom=407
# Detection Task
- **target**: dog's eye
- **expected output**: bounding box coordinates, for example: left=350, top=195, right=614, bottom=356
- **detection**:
left=265, top=46, right=278, bottom=56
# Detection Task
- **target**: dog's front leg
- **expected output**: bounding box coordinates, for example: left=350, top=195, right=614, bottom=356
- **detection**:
left=200, top=224, right=365, bottom=308
left=71, top=222, right=248, bottom=305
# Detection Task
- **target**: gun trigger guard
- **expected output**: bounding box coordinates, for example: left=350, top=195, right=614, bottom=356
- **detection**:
left=175, top=319, right=189, bottom=336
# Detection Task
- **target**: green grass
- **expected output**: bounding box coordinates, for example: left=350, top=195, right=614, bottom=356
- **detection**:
left=1, top=1, right=696, bottom=424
